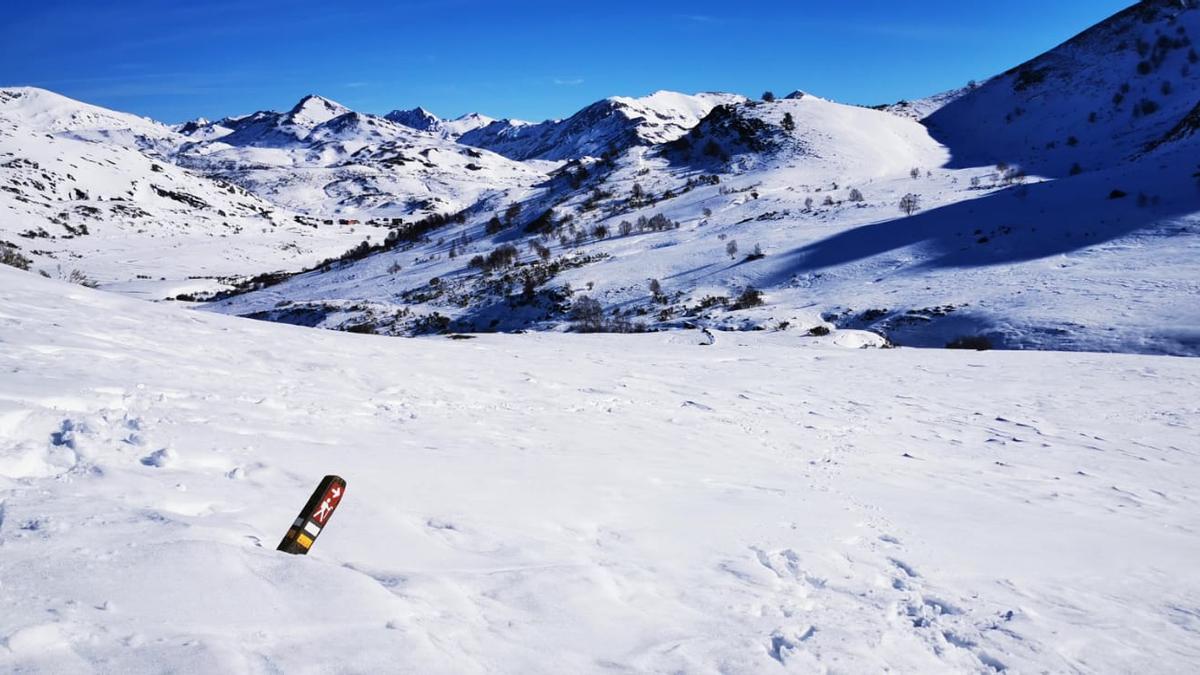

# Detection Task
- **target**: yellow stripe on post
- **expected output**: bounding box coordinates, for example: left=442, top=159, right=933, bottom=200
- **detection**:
left=278, top=475, right=347, bottom=555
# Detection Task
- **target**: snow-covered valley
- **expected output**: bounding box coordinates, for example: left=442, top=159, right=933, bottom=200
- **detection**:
left=2, top=267, right=1199, bottom=672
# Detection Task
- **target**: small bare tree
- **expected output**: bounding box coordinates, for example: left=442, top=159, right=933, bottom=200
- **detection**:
left=529, top=241, right=551, bottom=261
left=504, top=202, right=521, bottom=225
left=899, top=193, right=921, bottom=217
left=570, top=295, right=606, bottom=332
left=648, top=278, right=665, bottom=303
left=733, top=286, right=764, bottom=309
left=725, top=239, right=739, bottom=259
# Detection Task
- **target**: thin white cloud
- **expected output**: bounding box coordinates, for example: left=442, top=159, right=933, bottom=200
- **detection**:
left=553, top=77, right=584, bottom=86
left=676, top=14, right=719, bottom=24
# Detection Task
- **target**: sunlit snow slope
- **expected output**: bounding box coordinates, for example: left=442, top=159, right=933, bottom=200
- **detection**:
left=2, top=266, right=1198, bottom=673
left=0, top=88, right=376, bottom=298
left=211, top=92, right=1200, bottom=354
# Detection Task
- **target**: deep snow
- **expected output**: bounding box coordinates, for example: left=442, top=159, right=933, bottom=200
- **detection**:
left=2, top=266, right=1199, bottom=673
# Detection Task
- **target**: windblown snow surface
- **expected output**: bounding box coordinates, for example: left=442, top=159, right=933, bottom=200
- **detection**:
left=2, top=266, right=1198, bottom=673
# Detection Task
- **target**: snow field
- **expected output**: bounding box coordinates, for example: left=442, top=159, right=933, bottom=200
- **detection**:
left=2, top=267, right=1198, bottom=672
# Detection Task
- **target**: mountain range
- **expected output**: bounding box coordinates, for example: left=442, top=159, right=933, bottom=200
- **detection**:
left=2, top=0, right=1198, bottom=353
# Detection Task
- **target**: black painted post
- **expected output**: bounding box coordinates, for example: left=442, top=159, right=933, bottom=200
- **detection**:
left=278, top=475, right=346, bottom=555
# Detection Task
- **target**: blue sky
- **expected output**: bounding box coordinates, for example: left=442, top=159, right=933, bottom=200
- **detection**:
left=2, top=0, right=1131, bottom=123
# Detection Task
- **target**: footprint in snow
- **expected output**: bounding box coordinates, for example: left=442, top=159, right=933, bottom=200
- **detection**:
left=50, top=418, right=85, bottom=449
left=767, top=626, right=817, bottom=664
left=140, top=448, right=175, bottom=468
left=889, top=557, right=920, bottom=578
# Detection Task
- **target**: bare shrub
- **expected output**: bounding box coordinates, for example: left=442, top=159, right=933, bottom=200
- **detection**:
left=1, top=244, right=32, bottom=271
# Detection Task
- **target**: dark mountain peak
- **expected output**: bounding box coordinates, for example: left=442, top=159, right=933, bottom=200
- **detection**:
left=385, top=107, right=441, bottom=131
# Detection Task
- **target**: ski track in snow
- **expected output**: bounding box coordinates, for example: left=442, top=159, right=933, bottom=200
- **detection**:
left=1, top=267, right=1198, bottom=673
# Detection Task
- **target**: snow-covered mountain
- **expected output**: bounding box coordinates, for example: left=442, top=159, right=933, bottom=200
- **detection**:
left=0, top=88, right=372, bottom=298
left=925, top=0, right=1200, bottom=176
left=208, top=78, right=1200, bottom=354
left=384, top=107, right=497, bottom=138
left=3, top=2, right=1199, bottom=355
left=284, top=94, right=351, bottom=128
left=181, top=95, right=353, bottom=149
left=203, top=93, right=952, bottom=336
left=459, top=91, right=745, bottom=161
left=441, top=112, right=499, bottom=138
left=384, top=106, right=441, bottom=132
left=173, top=95, right=544, bottom=220
left=0, top=87, right=180, bottom=157
left=665, top=94, right=941, bottom=175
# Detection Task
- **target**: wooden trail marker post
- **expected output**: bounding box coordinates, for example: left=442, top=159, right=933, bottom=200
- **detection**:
left=278, top=475, right=346, bottom=555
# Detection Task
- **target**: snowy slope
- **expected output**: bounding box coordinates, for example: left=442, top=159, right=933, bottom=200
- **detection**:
left=925, top=0, right=1200, bottom=176
left=459, top=91, right=744, bottom=161
left=441, top=112, right=499, bottom=138
left=0, top=87, right=180, bottom=157
left=206, top=92, right=1195, bottom=355
left=879, top=85, right=973, bottom=121
left=666, top=94, right=944, bottom=175
left=2, top=266, right=1199, bottom=673
left=204, top=94, right=955, bottom=336
left=0, top=89, right=373, bottom=297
